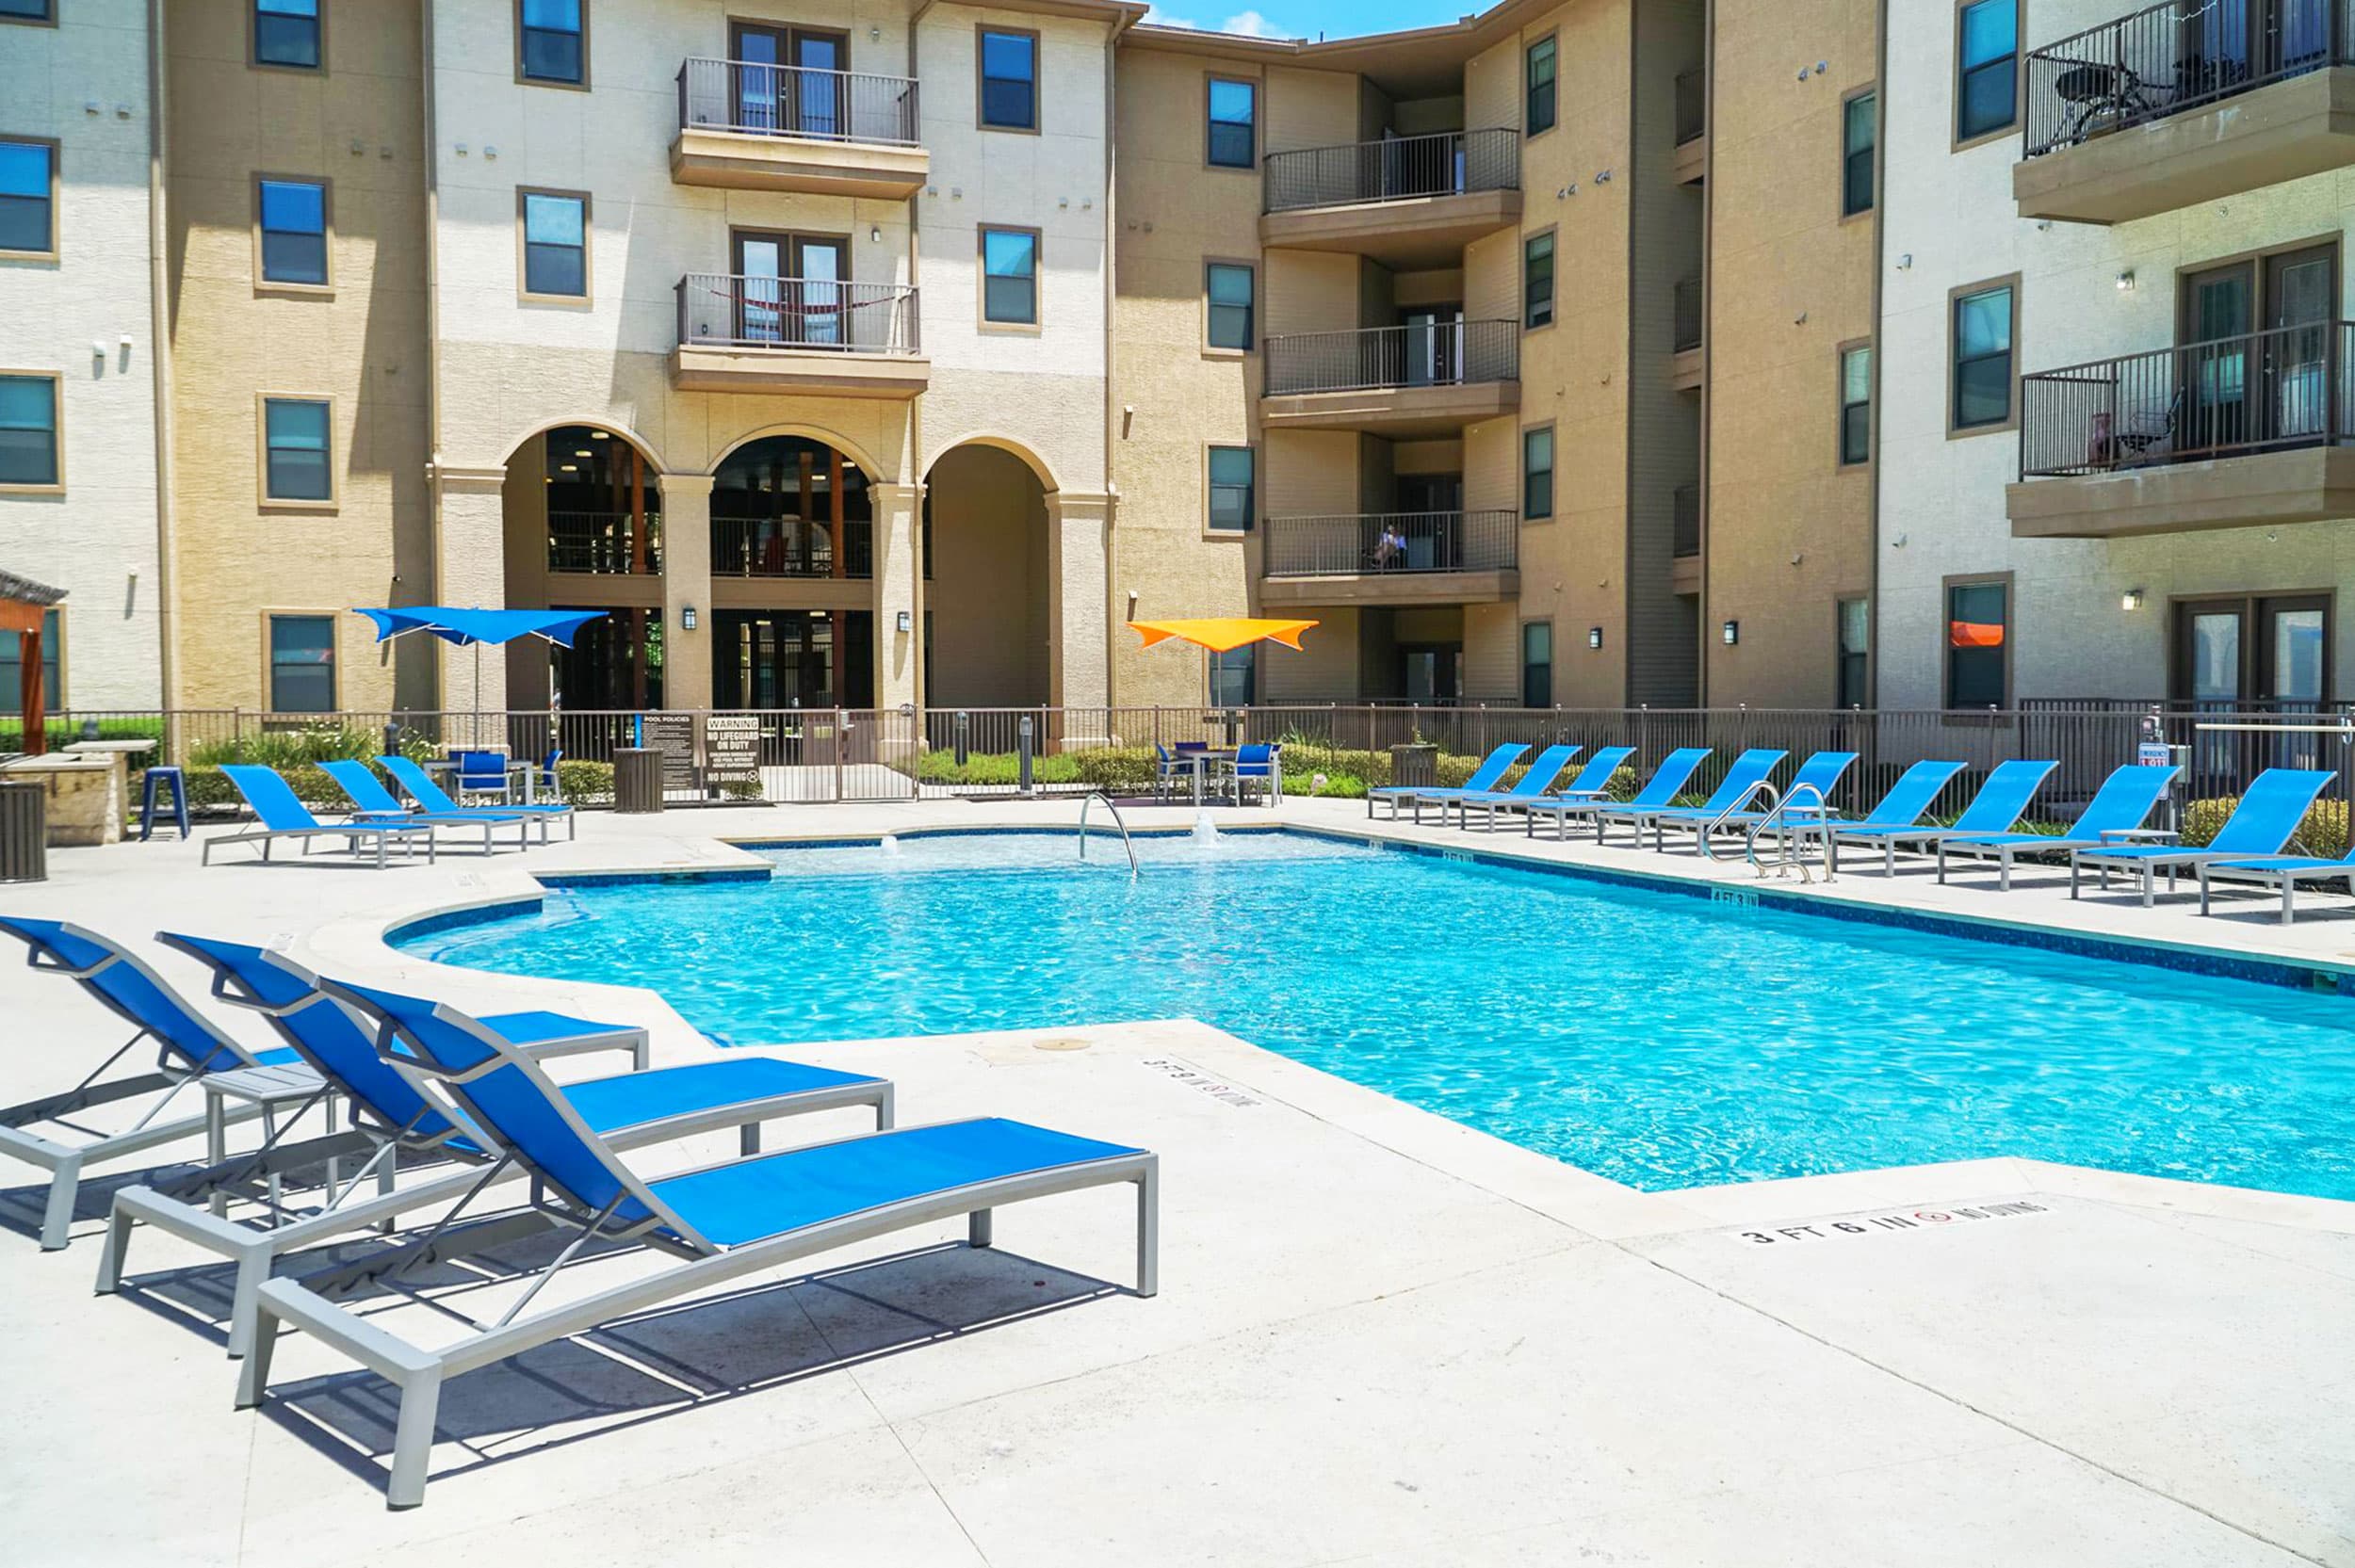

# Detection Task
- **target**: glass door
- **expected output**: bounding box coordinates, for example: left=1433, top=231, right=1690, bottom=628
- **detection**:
left=794, top=235, right=846, bottom=349
left=731, top=24, right=785, bottom=133
left=1400, top=307, right=1463, bottom=387
left=1394, top=474, right=1462, bottom=568
left=2265, top=246, right=2333, bottom=445
left=792, top=31, right=847, bottom=139
left=2181, top=263, right=2254, bottom=456
left=732, top=231, right=787, bottom=345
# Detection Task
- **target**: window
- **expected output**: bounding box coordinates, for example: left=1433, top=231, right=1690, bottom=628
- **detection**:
left=1206, top=262, right=1254, bottom=350
left=981, top=227, right=1037, bottom=325
left=1951, top=280, right=2015, bottom=431
left=1207, top=445, right=1254, bottom=532
left=1524, top=231, right=1554, bottom=330
left=1522, top=426, right=1554, bottom=519
left=980, top=28, right=1037, bottom=130
left=1207, top=77, right=1257, bottom=169
left=0, top=608, right=60, bottom=715
left=262, top=396, right=332, bottom=502
left=268, top=615, right=336, bottom=712
left=518, top=0, right=584, bottom=86
left=521, top=190, right=587, bottom=299
left=1837, top=597, right=1868, bottom=707
left=0, top=138, right=56, bottom=256
left=1839, top=344, right=1872, bottom=464
left=1944, top=578, right=2009, bottom=708
left=0, top=374, right=59, bottom=489
left=1956, top=0, right=2017, bottom=143
left=1209, top=645, right=1255, bottom=707
left=1521, top=621, right=1553, bottom=708
left=257, top=178, right=327, bottom=286
left=1843, top=90, right=1876, bottom=216
left=253, top=0, right=320, bottom=68
left=0, top=0, right=54, bottom=23
left=1526, top=35, right=1557, bottom=135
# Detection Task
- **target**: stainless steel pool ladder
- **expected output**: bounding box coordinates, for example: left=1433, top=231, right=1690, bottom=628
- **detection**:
left=1079, top=790, right=1139, bottom=877
left=1738, top=783, right=1834, bottom=883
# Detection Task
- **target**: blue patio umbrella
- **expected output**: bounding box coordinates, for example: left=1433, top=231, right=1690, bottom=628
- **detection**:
left=352, top=606, right=607, bottom=726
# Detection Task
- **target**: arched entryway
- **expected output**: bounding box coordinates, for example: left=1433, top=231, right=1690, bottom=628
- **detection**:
left=500, top=422, right=663, bottom=711
left=709, top=433, right=874, bottom=709
left=922, top=442, right=1052, bottom=708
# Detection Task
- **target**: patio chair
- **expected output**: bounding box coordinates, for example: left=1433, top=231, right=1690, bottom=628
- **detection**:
left=2073, top=768, right=2334, bottom=908
left=1369, top=743, right=1528, bottom=822
left=1445, top=744, right=1584, bottom=830
left=1936, top=763, right=2181, bottom=890
left=1651, top=750, right=1859, bottom=855
left=1596, top=748, right=1786, bottom=849
left=1151, top=743, right=1188, bottom=802
left=316, top=760, right=532, bottom=856
left=539, top=747, right=565, bottom=801
left=1522, top=748, right=1710, bottom=841
left=2199, top=842, right=2355, bottom=925
left=100, top=934, right=891, bottom=1357
left=204, top=766, right=438, bottom=869
left=450, top=750, right=513, bottom=805
left=236, top=973, right=1157, bottom=1509
left=382, top=754, right=576, bottom=843
left=1229, top=742, right=1283, bottom=805
left=1827, top=759, right=2058, bottom=875
left=1461, top=745, right=1635, bottom=832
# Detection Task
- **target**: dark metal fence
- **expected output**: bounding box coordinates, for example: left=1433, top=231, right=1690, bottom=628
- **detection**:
left=1264, top=320, right=1519, bottom=396
left=547, top=509, right=662, bottom=575
left=2019, top=320, right=2355, bottom=477
left=1263, top=510, right=1518, bottom=576
left=1675, top=68, right=1707, bottom=144
left=1673, top=277, right=1703, bottom=353
left=676, top=57, right=920, bottom=145
left=710, top=516, right=873, bottom=578
left=676, top=275, right=921, bottom=355
left=2024, top=0, right=2351, bottom=159
left=1262, top=127, right=1520, bottom=213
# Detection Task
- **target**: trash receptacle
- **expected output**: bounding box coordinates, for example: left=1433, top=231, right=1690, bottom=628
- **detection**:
left=614, top=748, right=663, bottom=815
left=1389, top=742, right=1438, bottom=791
left=0, top=781, right=45, bottom=882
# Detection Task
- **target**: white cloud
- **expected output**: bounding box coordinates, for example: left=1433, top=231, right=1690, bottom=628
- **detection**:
left=1141, top=6, right=1293, bottom=40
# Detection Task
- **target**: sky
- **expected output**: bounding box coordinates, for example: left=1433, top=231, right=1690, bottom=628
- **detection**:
left=1140, top=1, right=1470, bottom=42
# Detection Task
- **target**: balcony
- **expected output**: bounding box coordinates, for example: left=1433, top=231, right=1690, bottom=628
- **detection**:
left=2007, top=320, right=2355, bottom=538
left=548, top=510, right=662, bottom=576
left=2016, top=0, right=2355, bottom=224
left=1670, top=276, right=1702, bottom=390
left=712, top=516, right=873, bottom=580
left=1673, top=68, right=1707, bottom=184
left=672, top=275, right=928, bottom=397
left=1259, top=129, right=1521, bottom=268
left=671, top=58, right=927, bottom=199
left=1260, top=321, right=1520, bottom=436
left=1670, top=483, right=1700, bottom=592
left=1259, top=511, right=1519, bottom=606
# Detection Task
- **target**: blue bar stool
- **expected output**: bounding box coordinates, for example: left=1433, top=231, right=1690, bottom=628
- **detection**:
left=140, top=766, right=190, bottom=842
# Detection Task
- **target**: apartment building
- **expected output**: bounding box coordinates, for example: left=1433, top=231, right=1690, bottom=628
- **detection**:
left=1882, top=0, right=2355, bottom=713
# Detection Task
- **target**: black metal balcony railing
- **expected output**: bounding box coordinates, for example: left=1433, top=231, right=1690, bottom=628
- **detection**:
left=1263, top=510, right=1519, bottom=577
left=1262, top=127, right=1520, bottom=214
left=1673, top=277, right=1703, bottom=352
left=2020, top=319, right=2355, bottom=477
left=2024, top=0, right=2353, bottom=159
left=676, top=275, right=921, bottom=355
left=1675, top=68, right=1707, bottom=145
left=711, top=517, right=874, bottom=579
left=676, top=57, right=920, bottom=146
left=1672, top=484, right=1699, bottom=557
left=1263, top=320, right=1519, bottom=396
left=548, top=510, right=662, bottom=575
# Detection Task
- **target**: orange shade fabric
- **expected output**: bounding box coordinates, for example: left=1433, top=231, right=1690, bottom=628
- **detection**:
left=1948, top=621, right=2006, bottom=650
left=1128, top=617, right=1319, bottom=654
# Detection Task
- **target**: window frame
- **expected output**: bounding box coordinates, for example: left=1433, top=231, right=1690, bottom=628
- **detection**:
left=1947, top=273, right=2019, bottom=438
left=252, top=173, right=333, bottom=293
left=1204, top=443, right=1256, bottom=537
left=0, top=136, right=59, bottom=261
left=1522, top=226, right=1556, bottom=331
left=514, top=0, right=589, bottom=90
left=1521, top=618, right=1554, bottom=708
left=1941, top=571, right=2014, bottom=710
left=1203, top=258, right=1256, bottom=354
left=0, top=368, right=63, bottom=494
left=256, top=392, right=337, bottom=510
left=1841, top=87, right=1876, bottom=218
left=1836, top=595, right=1870, bottom=709
left=1521, top=422, right=1555, bottom=521
left=250, top=0, right=325, bottom=73
left=1204, top=73, right=1259, bottom=170
left=977, top=25, right=1040, bottom=134
left=1525, top=32, right=1558, bottom=137
left=264, top=610, right=340, bottom=714
left=1952, top=0, right=2021, bottom=151
left=0, top=0, right=57, bottom=28
left=1837, top=338, right=1873, bottom=466
left=978, top=223, right=1041, bottom=331
left=516, top=186, right=592, bottom=305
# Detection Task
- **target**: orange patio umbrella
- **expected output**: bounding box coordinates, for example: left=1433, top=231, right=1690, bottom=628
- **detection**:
left=1127, top=617, right=1319, bottom=654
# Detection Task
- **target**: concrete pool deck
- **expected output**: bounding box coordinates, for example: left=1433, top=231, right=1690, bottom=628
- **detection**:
left=3, top=796, right=2353, bottom=1565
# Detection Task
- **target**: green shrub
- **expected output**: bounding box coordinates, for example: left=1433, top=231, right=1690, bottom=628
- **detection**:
left=0, top=716, right=164, bottom=750
left=187, top=723, right=433, bottom=768
left=2184, top=797, right=2347, bottom=859
left=1304, top=772, right=1367, bottom=799
left=557, top=759, right=615, bottom=805
left=1073, top=747, right=1157, bottom=790
left=907, top=750, right=1083, bottom=786
left=181, top=763, right=344, bottom=811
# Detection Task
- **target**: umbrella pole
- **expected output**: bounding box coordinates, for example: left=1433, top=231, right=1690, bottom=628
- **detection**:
left=473, top=639, right=482, bottom=749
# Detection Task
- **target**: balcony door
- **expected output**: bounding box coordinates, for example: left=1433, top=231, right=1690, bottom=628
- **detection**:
left=1399, top=306, right=1463, bottom=387
left=733, top=230, right=846, bottom=348
left=2268, top=246, right=2334, bottom=443
left=2176, top=592, right=2331, bottom=770
left=1398, top=644, right=1463, bottom=704
left=2180, top=243, right=2335, bottom=455
left=731, top=23, right=848, bottom=139
left=1394, top=474, right=1462, bottom=569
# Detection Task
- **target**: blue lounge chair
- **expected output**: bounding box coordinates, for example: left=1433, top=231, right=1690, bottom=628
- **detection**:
left=100, top=934, right=892, bottom=1357
left=237, top=974, right=1157, bottom=1508
left=382, top=753, right=576, bottom=842
left=1462, top=746, right=1634, bottom=832
left=1827, top=759, right=2057, bottom=874
left=207, top=765, right=438, bottom=868
left=1448, top=743, right=1583, bottom=829
left=1598, top=748, right=1786, bottom=849
left=2200, top=844, right=2355, bottom=925
left=2074, top=768, right=2334, bottom=907
left=1936, top=763, right=2182, bottom=891
left=1522, top=747, right=1710, bottom=840
left=1652, top=750, right=1859, bottom=854
left=317, top=759, right=532, bottom=855
left=1369, top=743, right=1527, bottom=821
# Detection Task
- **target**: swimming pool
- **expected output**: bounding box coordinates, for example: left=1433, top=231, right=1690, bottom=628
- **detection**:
left=398, top=830, right=2355, bottom=1201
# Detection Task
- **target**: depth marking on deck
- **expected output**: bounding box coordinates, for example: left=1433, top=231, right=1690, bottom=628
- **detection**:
left=1140, top=1057, right=1260, bottom=1107
left=1726, top=1197, right=2054, bottom=1247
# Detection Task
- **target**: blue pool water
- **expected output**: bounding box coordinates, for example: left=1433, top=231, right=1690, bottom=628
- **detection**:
left=398, top=830, right=2355, bottom=1199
